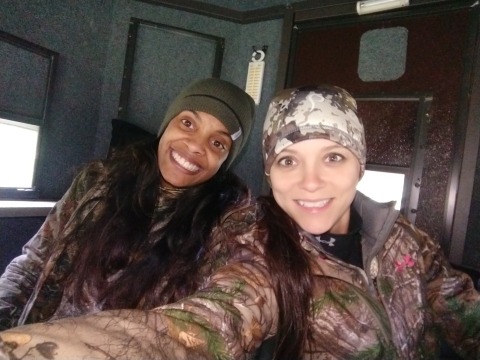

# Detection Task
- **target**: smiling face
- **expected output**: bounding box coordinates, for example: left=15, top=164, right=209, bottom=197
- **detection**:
left=157, top=110, right=232, bottom=188
left=269, top=139, right=361, bottom=235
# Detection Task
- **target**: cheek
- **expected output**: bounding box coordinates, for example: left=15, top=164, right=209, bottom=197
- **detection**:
left=218, top=151, right=229, bottom=166
left=158, top=139, right=168, bottom=160
left=270, top=177, right=292, bottom=211
left=210, top=148, right=230, bottom=169
left=157, top=136, right=168, bottom=158
left=337, top=168, right=360, bottom=195
left=269, top=170, right=292, bottom=192
left=271, top=188, right=287, bottom=212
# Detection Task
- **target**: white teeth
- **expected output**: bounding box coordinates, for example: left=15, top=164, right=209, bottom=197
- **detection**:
left=172, top=150, right=200, bottom=172
left=298, top=199, right=329, bottom=208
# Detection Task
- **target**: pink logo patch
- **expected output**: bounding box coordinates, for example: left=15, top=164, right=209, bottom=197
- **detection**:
left=394, top=255, right=415, bottom=273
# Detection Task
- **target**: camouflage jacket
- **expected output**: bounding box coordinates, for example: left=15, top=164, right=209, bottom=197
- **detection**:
left=297, top=192, right=480, bottom=360
left=1, top=186, right=479, bottom=360
left=0, top=162, right=277, bottom=360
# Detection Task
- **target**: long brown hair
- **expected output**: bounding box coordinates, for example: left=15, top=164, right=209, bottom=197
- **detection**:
left=63, top=138, right=248, bottom=309
left=259, top=195, right=314, bottom=360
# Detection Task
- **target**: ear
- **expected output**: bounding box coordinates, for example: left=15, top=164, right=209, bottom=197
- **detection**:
left=358, top=163, right=365, bottom=181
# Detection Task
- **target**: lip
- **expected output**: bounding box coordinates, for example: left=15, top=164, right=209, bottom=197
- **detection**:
left=294, top=198, right=332, bottom=213
left=169, top=148, right=203, bottom=174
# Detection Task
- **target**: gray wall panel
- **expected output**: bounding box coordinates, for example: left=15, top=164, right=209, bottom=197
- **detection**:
left=94, top=0, right=238, bottom=160
left=95, top=1, right=283, bottom=195
left=128, top=23, right=220, bottom=133
left=221, top=20, right=283, bottom=195
left=0, top=0, right=283, bottom=199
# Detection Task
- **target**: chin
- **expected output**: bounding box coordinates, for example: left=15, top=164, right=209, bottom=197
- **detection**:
left=297, top=221, right=331, bottom=236
left=161, top=175, right=187, bottom=189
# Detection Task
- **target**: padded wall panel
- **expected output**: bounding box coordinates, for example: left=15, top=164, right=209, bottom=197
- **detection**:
left=122, top=19, right=223, bottom=134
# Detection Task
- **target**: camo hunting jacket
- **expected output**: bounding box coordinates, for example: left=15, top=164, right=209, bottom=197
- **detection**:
left=0, top=162, right=277, bottom=360
left=296, top=192, right=480, bottom=360
left=1, top=184, right=479, bottom=359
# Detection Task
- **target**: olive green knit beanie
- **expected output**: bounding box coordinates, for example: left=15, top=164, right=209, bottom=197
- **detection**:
left=158, top=78, right=255, bottom=169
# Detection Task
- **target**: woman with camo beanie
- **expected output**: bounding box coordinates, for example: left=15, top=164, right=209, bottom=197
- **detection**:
left=257, top=85, right=480, bottom=360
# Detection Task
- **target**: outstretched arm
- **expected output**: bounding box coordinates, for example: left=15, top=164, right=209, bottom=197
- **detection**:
left=0, top=220, right=277, bottom=360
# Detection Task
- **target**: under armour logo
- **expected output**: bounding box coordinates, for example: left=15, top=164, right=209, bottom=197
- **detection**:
left=319, top=237, right=336, bottom=247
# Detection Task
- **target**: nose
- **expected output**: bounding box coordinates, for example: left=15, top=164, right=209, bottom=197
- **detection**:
left=298, top=165, right=326, bottom=192
left=184, top=137, right=206, bottom=156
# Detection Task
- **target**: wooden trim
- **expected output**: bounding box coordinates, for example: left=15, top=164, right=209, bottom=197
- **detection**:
left=135, top=0, right=284, bottom=23
left=135, top=0, right=241, bottom=22
left=241, top=6, right=285, bottom=24
left=294, top=1, right=357, bottom=22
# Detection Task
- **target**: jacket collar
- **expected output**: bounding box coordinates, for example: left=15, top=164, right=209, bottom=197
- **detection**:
left=353, top=191, right=399, bottom=257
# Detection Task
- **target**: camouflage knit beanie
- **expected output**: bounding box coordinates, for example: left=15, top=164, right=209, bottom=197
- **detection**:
left=262, top=85, right=366, bottom=177
left=158, top=78, right=255, bottom=169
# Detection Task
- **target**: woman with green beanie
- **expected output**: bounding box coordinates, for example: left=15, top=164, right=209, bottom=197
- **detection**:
left=0, top=79, right=277, bottom=359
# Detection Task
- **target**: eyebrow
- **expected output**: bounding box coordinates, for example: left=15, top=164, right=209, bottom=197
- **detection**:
left=281, top=143, right=346, bottom=154
left=184, top=110, right=232, bottom=140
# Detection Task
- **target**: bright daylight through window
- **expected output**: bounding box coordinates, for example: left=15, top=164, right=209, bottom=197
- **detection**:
left=0, top=118, right=39, bottom=188
left=357, top=170, right=405, bottom=210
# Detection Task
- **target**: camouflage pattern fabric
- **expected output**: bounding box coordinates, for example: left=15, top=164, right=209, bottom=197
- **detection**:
left=262, top=85, right=366, bottom=176
left=1, top=193, right=479, bottom=359
left=0, top=162, right=277, bottom=360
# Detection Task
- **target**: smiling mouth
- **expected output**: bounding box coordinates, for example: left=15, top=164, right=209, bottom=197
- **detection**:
left=172, top=150, right=201, bottom=172
left=297, top=199, right=330, bottom=208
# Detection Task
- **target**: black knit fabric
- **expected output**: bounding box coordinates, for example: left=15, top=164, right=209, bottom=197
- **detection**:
left=315, top=207, right=364, bottom=269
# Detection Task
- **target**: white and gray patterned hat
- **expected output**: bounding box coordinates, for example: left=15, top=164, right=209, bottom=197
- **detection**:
left=262, top=85, right=366, bottom=176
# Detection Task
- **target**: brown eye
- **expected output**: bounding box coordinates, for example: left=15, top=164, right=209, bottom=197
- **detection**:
left=278, top=157, right=296, bottom=166
left=326, top=154, right=344, bottom=162
left=181, top=119, right=193, bottom=128
left=212, top=139, right=226, bottom=150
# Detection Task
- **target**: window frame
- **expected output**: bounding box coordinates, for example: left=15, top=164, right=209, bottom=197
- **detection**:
left=0, top=30, right=58, bottom=200
left=354, top=93, right=432, bottom=225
